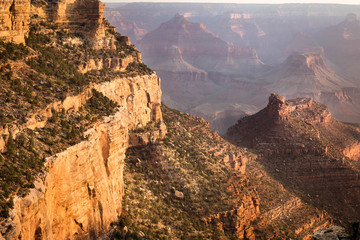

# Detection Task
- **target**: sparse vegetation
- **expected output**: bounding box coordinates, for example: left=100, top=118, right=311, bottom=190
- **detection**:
left=0, top=13, right=142, bottom=219
left=110, top=105, right=255, bottom=239
left=0, top=89, right=118, bottom=219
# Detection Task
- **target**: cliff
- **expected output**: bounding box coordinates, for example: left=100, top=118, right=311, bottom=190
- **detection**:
left=0, top=0, right=115, bottom=49
left=0, top=72, right=164, bottom=240
left=226, top=94, right=360, bottom=225
left=0, top=0, right=31, bottom=44
left=0, top=0, right=164, bottom=239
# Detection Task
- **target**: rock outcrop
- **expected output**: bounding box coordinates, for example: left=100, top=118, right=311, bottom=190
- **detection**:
left=48, top=0, right=110, bottom=49
left=0, top=0, right=116, bottom=48
left=227, top=94, right=360, bottom=225
left=6, top=111, right=128, bottom=240
left=1, top=70, right=164, bottom=239
left=0, top=0, right=31, bottom=44
left=203, top=192, right=260, bottom=240
left=0, top=0, right=165, bottom=239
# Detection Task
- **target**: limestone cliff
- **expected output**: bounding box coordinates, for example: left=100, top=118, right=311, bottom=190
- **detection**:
left=0, top=71, right=164, bottom=239
left=0, top=0, right=114, bottom=48
left=47, top=0, right=112, bottom=49
left=0, top=0, right=30, bottom=44
left=0, top=0, right=164, bottom=239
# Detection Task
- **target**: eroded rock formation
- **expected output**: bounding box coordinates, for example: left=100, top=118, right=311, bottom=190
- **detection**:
left=0, top=0, right=165, bottom=239
left=0, top=0, right=31, bottom=44
left=1, top=70, right=164, bottom=239
left=227, top=94, right=360, bottom=225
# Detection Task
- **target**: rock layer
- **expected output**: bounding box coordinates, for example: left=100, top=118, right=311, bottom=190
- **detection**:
left=227, top=94, right=360, bottom=224
left=0, top=0, right=31, bottom=44
left=1, top=71, right=164, bottom=239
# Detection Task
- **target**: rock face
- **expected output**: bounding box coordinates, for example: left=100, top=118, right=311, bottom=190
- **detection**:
left=266, top=52, right=354, bottom=96
left=1, top=70, right=163, bottom=239
left=0, top=0, right=31, bottom=44
left=0, top=0, right=165, bottom=239
left=0, top=0, right=114, bottom=48
left=48, top=0, right=110, bottom=48
left=2, top=72, right=164, bottom=239
left=203, top=192, right=260, bottom=240
left=7, top=112, right=127, bottom=240
left=226, top=94, right=360, bottom=224
left=313, top=225, right=349, bottom=240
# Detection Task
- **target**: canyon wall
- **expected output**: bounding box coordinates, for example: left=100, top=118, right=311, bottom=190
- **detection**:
left=48, top=0, right=111, bottom=48
left=0, top=0, right=31, bottom=44
left=0, top=0, right=165, bottom=237
left=0, top=0, right=113, bottom=48
left=1, top=72, right=164, bottom=239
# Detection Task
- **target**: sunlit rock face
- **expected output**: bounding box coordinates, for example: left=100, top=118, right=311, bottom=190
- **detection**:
left=0, top=0, right=31, bottom=44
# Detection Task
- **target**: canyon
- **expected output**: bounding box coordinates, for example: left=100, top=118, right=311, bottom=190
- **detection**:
left=106, top=4, right=360, bottom=134
left=0, top=0, right=164, bottom=239
left=0, top=0, right=359, bottom=239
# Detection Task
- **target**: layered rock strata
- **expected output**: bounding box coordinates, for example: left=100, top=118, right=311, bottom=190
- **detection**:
left=227, top=94, right=360, bottom=224
left=0, top=0, right=165, bottom=237
left=0, top=0, right=31, bottom=44
left=1, top=72, right=164, bottom=239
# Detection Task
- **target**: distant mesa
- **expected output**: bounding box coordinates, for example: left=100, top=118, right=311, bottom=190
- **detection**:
left=226, top=93, right=332, bottom=148
left=265, top=52, right=354, bottom=96
left=226, top=93, right=360, bottom=224
left=139, top=13, right=263, bottom=75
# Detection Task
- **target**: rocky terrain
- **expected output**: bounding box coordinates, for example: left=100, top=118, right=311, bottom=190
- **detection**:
left=0, top=0, right=30, bottom=44
left=227, top=94, right=360, bottom=226
left=108, top=105, right=333, bottom=239
left=0, top=1, right=359, bottom=239
left=0, top=0, right=163, bottom=238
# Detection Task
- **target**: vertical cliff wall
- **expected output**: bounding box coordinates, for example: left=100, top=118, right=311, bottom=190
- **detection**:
left=0, top=0, right=30, bottom=44
left=0, top=0, right=113, bottom=47
left=48, top=0, right=110, bottom=48
left=0, top=0, right=165, bottom=237
left=1, top=73, right=164, bottom=239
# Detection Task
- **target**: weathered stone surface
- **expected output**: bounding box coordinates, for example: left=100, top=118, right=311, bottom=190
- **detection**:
left=343, top=142, right=360, bottom=161
left=7, top=73, right=161, bottom=135
left=48, top=0, right=109, bottom=48
left=2, top=72, right=164, bottom=239
left=78, top=55, right=135, bottom=73
left=0, top=136, right=5, bottom=153
left=129, top=122, right=167, bottom=147
left=7, top=110, right=128, bottom=239
left=203, top=192, right=260, bottom=240
left=0, top=0, right=31, bottom=44
left=313, top=225, right=349, bottom=240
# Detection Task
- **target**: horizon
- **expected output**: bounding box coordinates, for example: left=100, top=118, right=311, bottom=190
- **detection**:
left=102, top=0, right=360, bottom=5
